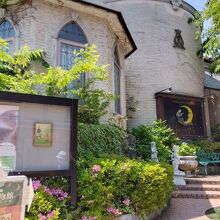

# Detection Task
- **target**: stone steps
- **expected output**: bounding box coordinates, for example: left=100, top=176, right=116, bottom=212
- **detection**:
left=186, top=178, right=220, bottom=185
left=172, top=177, right=220, bottom=199
left=172, top=190, right=220, bottom=199
left=176, top=184, right=220, bottom=191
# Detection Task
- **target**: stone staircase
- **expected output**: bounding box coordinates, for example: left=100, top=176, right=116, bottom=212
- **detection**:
left=172, top=177, right=220, bottom=199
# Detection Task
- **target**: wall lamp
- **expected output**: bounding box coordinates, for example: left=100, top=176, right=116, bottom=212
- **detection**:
left=158, top=87, right=173, bottom=93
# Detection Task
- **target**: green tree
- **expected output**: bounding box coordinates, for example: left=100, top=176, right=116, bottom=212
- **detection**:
left=195, top=0, right=220, bottom=73
left=0, top=40, right=115, bottom=123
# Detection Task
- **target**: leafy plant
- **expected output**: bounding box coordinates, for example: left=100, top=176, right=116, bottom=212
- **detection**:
left=131, top=120, right=179, bottom=162
left=25, top=180, right=71, bottom=220
left=75, top=154, right=173, bottom=219
left=194, top=0, right=220, bottom=74
left=211, top=124, right=220, bottom=141
left=0, top=40, right=115, bottom=124
left=78, top=123, right=127, bottom=157
left=178, top=143, right=200, bottom=156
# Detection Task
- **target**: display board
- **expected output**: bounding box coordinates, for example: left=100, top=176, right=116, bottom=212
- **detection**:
left=156, top=92, right=206, bottom=138
left=0, top=91, right=78, bottom=205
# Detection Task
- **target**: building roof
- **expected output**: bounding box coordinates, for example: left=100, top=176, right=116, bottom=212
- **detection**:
left=205, top=74, right=220, bottom=91
left=45, top=0, right=136, bottom=58
left=100, top=0, right=197, bottom=16
left=77, top=0, right=137, bottom=58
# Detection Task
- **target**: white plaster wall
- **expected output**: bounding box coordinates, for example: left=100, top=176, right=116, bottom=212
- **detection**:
left=5, top=0, right=127, bottom=118
left=90, top=0, right=205, bottom=128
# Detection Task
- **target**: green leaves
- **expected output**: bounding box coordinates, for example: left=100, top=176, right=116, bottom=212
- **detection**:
left=0, top=40, right=114, bottom=123
left=76, top=155, right=174, bottom=219
left=195, top=0, right=220, bottom=73
left=131, top=120, right=179, bottom=162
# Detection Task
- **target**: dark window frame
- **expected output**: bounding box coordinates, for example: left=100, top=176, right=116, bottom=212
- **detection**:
left=0, top=91, right=78, bottom=205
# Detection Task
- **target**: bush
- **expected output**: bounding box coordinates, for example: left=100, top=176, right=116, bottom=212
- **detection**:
left=178, top=143, right=200, bottom=156
left=211, top=124, right=220, bottom=142
left=192, top=139, right=220, bottom=152
left=75, top=155, right=174, bottom=219
left=78, top=123, right=127, bottom=156
left=25, top=180, right=72, bottom=220
left=131, top=120, right=179, bottom=162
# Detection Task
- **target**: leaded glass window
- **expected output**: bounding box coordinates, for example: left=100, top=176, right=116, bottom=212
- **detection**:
left=0, top=20, right=15, bottom=54
left=114, top=47, right=121, bottom=114
left=58, top=22, right=87, bottom=98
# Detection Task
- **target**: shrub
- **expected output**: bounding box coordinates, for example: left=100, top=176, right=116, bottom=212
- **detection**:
left=78, top=123, right=127, bottom=156
left=75, top=155, right=174, bottom=219
left=192, top=139, right=220, bottom=152
left=178, top=143, right=200, bottom=156
left=131, top=120, right=179, bottom=162
left=25, top=180, right=72, bottom=220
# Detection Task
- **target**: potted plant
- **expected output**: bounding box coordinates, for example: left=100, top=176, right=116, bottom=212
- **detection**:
left=178, top=143, right=199, bottom=177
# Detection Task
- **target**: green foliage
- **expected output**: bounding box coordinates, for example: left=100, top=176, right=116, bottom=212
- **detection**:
left=195, top=0, right=220, bottom=73
left=75, top=155, right=173, bottom=219
left=211, top=124, right=220, bottom=141
left=193, top=139, right=220, bottom=152
left=25, top=180, right=71, bottom=220
left=78, top=123, right=127, bottom=156
left=0, top=40, right=115, bottom=123
left=131, top=120, right=179, bottom=162
left=178, top=142, right=200, bottom=156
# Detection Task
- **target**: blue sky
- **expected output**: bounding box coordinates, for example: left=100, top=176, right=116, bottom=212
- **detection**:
left=184, top=0, right=207, bottom=11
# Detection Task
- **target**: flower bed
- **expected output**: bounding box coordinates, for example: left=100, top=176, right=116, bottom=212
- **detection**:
left=76, top=155, right=174, bottom=219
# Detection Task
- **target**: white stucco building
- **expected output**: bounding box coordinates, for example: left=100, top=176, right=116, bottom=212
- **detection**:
left=0, top=0, right=213, bottom=138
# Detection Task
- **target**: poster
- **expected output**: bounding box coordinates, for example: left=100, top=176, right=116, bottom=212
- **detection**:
left=0, top=181, right=23, bottom=219
left=0, top=105, right=18, bottom=171
left=163, top=98, right=205, bottom=137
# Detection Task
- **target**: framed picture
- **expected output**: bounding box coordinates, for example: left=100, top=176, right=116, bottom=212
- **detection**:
left=33, top=123, right=52, bottom=146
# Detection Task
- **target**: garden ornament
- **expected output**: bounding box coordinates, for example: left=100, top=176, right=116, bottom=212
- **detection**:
left=172, top=145, right=186, bottom=185
left=151, top=142, right=159, bottom=162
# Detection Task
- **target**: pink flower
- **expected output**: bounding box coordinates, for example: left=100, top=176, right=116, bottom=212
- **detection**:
left=123, top=199, right=130, bottom=206
left=121, top=164, right=127, bottom=170
left=107, top=207, right=122, bottom=216
left=92, top=165, right=101, bottom=173
left=47, top=210, right=56, bottom=218
left=81, top=216, right=88, bottom=220
left=32, top=180, right=41, bottom=191
left=38, top=213, right=46, bottom=220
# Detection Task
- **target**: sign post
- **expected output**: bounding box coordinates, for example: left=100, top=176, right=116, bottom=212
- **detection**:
left=0, top=169, right=34, bottom=220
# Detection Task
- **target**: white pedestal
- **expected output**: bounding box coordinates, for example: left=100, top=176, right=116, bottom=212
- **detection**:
left=173, top=172, right=186, bottom=186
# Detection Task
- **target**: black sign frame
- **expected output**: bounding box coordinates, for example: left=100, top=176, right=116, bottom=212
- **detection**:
left=155, top=92, right=207, bottom=139
left=0, top=91, right=78, bottom=205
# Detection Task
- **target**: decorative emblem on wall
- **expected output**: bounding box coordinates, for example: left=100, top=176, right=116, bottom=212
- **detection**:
left=173, top=29, right=185, bottom=50
left=176, top=105, right=193, bottom=126
left=171, top=0, right=183, bottom=11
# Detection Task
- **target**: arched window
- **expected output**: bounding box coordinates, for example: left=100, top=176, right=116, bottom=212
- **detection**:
left=0, top=20, right=15, bottom=53
left=58, top=22, right=87, bottom=95
left=114, top=47, right=121, bottom=114
left=58, top=22, right=87, bottom=69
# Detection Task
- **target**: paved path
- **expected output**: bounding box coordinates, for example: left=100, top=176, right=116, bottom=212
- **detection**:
left=157, top=176, right=220, bottom=220
left=157, top=198, right=220, bottom=220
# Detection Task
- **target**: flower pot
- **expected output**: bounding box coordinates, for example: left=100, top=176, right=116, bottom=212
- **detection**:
left=179, top=156, right=198, bottom=177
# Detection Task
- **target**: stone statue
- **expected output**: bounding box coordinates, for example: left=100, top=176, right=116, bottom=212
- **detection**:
left=171, top=0, right=182, bottom=11
left=172, top=145, right=186, bottom=185
left=151, top=142, right=159, bottom=162
left=172, top=145, right=184, bottom=175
